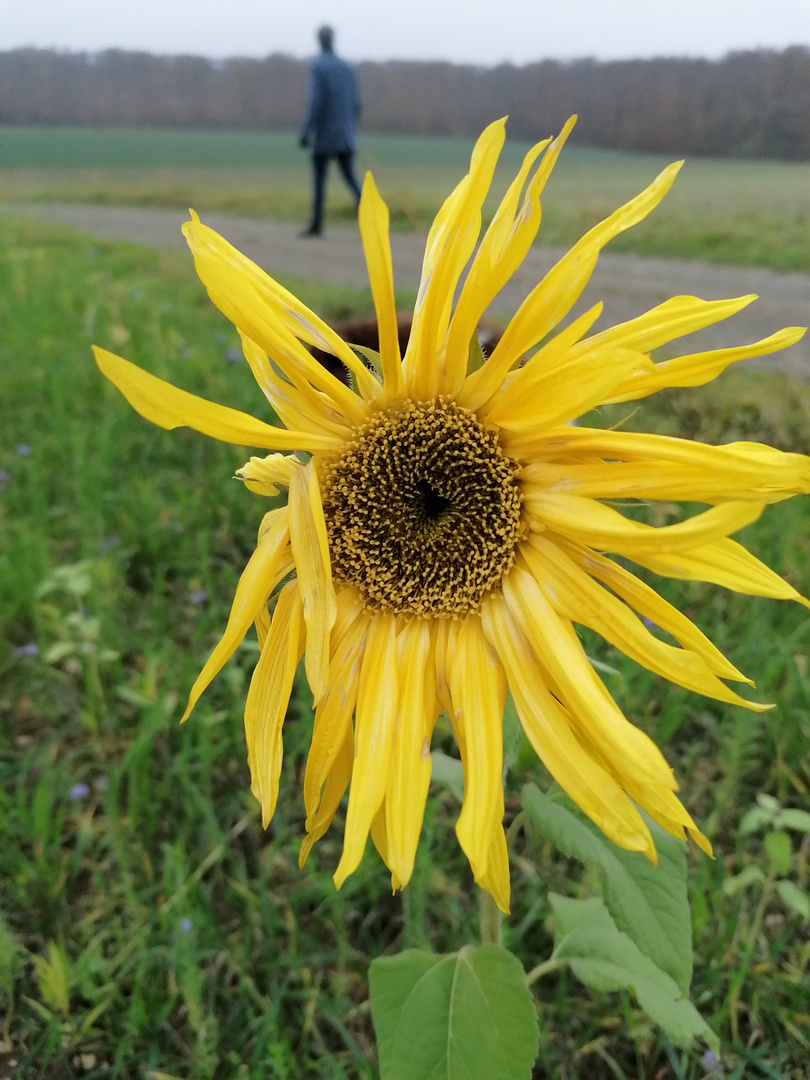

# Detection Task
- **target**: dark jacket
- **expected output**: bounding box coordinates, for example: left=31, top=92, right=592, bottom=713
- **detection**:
left=300, top=49, right=360, bottom=155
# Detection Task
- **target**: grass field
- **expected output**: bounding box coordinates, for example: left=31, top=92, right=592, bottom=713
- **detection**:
left=3, top=125, right=810, bottom=271
left=2, top=209, right=810, bottom=1078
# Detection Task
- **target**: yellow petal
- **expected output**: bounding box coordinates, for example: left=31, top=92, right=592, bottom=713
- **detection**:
left=302, top=603, right=369, bottom=825
left=240, top=333, right=354, bottom=435
left=289, top=462, right=338, bottom=703
left=183, top=216, right=381, bottom=405
left=405, top=119, right=506, bottom=400
left=93, top=346, right=342, bottom=452
left=524, top=494, right=764, bottom=556
left=334, top=612, right=399, bottom=890
left=182, top=509, right=291, bottom=722
left=607, top=326, right=807, bottom=403
left=502, top=564, right=675, bottom=788
left=486, top=347, right=653, bottom=431
left=442, top=123, right=571, bottom=392
left=448, top=615, right=506, bottom=881
left=358, top=173, right=405, bottom=398
left=477, top=817, right=511, bottom=915
left=555, top=538, right=751, bottom=684
left=481, top=593, right=655, bottom=858
left=299, top=727, right=354, bottom=868
left=483, top=301, right=604, bottom=417
left=237, top=453, right=299, bottom=497
left=570, top=294, right=756, bottom=357
left=385, top=619, right=433, bottom=889
left=523, top=537, right=770, bottom=711
left=459, top=160, right=683, bottom=411
left=243, top=580, right=304, bottom=826
left=523, top=456, right=809, bottom=505
left=631, top=536, right=810, bottom=608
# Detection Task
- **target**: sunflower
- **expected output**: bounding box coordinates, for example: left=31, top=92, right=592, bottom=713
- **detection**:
left=94, top=117, right=809, bottom=913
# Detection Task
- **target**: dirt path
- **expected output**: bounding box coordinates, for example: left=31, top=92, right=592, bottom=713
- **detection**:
left=7, top=201, right=810, bottom=377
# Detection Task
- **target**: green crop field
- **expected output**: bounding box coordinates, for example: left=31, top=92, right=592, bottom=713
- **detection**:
left=3, top=125, right=810, bottom=270
left=2, top=207, right=810, bottom=1077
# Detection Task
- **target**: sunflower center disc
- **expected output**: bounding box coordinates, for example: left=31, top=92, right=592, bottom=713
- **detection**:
left=321, top=397, right=523, bottom=616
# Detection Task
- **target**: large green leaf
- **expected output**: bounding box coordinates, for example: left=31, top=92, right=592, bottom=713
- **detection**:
left=522, top=783, right=692, bottom=990
left=370, top=946, right=538, bottom=1080
left=550, top=895, right=719, bottom=1051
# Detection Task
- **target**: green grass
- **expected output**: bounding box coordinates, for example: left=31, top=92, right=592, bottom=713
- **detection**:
left=1, top=215, right=810, bottom=1078
left=3, top=125, right=810, bottom=270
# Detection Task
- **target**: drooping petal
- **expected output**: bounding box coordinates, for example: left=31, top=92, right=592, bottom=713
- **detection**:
left=94, top=347, right=343, bottom=452
left=522, top=537, right=770, bottom=711
left=553, top=537, right=751, bottom=683
left=244, top=580, right=305, bottom=826
left=405, top=119, right=506, bottom=400
left=502, top=565, right=675, bottom=788
left=302, top=600, right=369, bottom=825
left=447, top=614, right=506, bottom=882
left=524, top=494, right=764, bottom=556
left=299, top=727, right=354, bottom=868
left=385, top=619, right=433, bottom=889
left=459, top=161, right=683, bottom=411
left=358, top=172, right=405, bottom=398
left=477, top=815, right=511, bottom=915
left=182, top=509, right=291, bottom=722
left=289, top=462, right=338, bottom=703
left=481, top=593, right=656, bottom=858
left=334, top=612, right=399, bottom=889
left=631, top=537, right=810, bottom=608
left=183, top=214, right=381, bottom=404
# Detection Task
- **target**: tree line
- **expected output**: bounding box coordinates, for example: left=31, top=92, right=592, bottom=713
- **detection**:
left=2, top=46, right=810, bottom=159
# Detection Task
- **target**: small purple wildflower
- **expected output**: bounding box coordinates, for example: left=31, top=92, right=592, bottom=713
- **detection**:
left=180, top=918, right=193, bottom=933
left=0, top=468, right=10, bottom=488
left=15, top=443, right=32, bottom=457
left=69, top=782, right=91, bottom=801
left=13, top=642, right=39, bottom=659
left=642, top=617, right=657, bottom=630
left=99, top=535, right=121, bottom=553
left=224, top=348, right=242, bottom=364
left=702, top=1049, right=723, bottom=1073
left=188, top=589, right=209, bottom=606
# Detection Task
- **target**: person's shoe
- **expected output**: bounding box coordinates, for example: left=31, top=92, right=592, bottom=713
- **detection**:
left=299, top=226, right=322, bottom=238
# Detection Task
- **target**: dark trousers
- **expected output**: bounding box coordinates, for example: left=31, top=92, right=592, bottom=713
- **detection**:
left=309, top=152, right=362, bottom=232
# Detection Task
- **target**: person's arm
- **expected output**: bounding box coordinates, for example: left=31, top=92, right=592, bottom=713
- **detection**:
left=300, top=63, right=325, bottom=146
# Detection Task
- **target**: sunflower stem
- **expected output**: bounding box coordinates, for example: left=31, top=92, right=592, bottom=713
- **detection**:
left=479, top=887, right=502, bottom=946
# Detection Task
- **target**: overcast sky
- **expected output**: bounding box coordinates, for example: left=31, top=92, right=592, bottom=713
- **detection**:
left=2, top=0, right=809, bottom=66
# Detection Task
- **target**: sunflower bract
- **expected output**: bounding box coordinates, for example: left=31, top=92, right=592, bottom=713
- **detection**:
left=93, top=117, right=810, bottom=913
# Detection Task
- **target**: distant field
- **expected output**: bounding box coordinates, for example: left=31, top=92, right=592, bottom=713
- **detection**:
left=3, top=125, right=810, bottom=269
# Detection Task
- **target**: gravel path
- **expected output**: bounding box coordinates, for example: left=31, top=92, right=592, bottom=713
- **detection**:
left=7, top=201, right=810, bottom=376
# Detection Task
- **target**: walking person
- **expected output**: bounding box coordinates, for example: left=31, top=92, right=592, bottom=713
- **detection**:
left=299, top=26, right=362, bottom=237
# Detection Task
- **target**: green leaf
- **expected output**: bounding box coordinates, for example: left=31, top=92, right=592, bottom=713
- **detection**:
left=722, top=865, right=766, bottom=895
left=467, top=333, right=487, bottom=376
left=351, top=344, right=384, bottom=379
left=776, top=808, right=810, bottom=834
left=549, top=895, right=718, bottom=1052
left=739, top=807, right=772, bottom=836
left=370, top=946, right=538, bottom=1080
left=522, top=783, right=692, bottom=991
left=775, top=880, right=810, bottom=919
left=764, top=830, right=792, bottom=875
left=430, top=751, right=465, bottom=803
left=756, top=793, right=781, bottom=813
